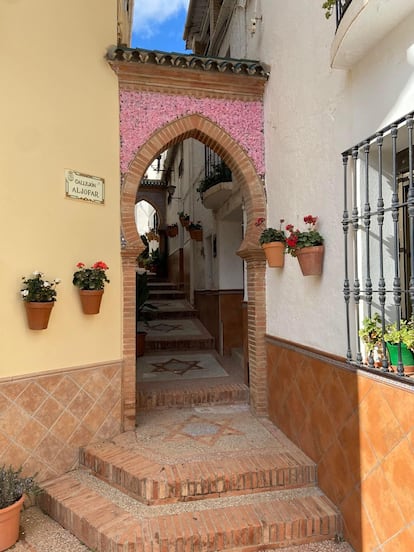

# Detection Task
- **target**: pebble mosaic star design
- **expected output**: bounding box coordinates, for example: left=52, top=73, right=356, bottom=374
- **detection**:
left=150, top=358, right=204, bottom=376
left=163, top=415, right=243, bottom=445
left=149, top=322, right=183, bottom=333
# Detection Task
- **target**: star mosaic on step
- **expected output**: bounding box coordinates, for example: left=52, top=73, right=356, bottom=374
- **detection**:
left=149, top=322, right=183, bottom=333
left=150, top=358, right=204, bottom=376
left=163, top=414, right=243, bottom=445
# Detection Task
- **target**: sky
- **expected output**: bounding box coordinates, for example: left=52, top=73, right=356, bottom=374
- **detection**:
left=132, top=0, right=191, bottom=53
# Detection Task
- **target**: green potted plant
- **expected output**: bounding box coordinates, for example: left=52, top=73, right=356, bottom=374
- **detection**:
left=73, top=261, right=110, bottom=314
left=384, top=319, right=414, bottom=374
left=359, top=313, right=384, bottom=367
left=188, top=221, right=203, bottom=241
left=20, top=271, right=60, bottom=330
left=178, top=211, right=190, bottom=227
left=136, top=271, right=157, bottom=357
left=0, top=465, right=42, bottom=551
left=286, top=215, right=324, bottom=275
left=256, top=217, right=286, bottom=268
left=197, top=161, right=232, bottom=196
left=137, top=235, right=150, bottom=268
left=147, top=248, right=163, bottom=274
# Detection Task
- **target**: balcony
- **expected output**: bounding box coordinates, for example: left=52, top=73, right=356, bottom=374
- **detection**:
left=331, top=0, right=414, bottom=69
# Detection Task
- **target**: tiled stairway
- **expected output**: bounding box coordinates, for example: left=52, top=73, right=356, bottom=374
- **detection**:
left=39, top=406, right=342, bottom=551
left=37, top=278, right=344, bottom=551
left=137, top=280, right=249, bottom=410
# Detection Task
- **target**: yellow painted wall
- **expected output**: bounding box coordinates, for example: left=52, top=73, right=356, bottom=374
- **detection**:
left=0, top=0, right=122, bottom=377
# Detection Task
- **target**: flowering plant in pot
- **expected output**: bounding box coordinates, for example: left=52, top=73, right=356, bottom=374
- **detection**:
left=0, top=465, right=42, bottom=551
left=188, top=221, right=203, bottom=241
left=285, top=215, right=324, bottom=275
left=256, top=217, right=286, bottom=268
left=20, top=271, right=60, bottom=329
left=20, top=271, right=60, bottom=302
left=167, top=223, right=178, bottom=237
left=359, top=313, right=384, bottom=367
left=73, top=261, right=109, bottom=290
left=73, top=261, right=109, bottom=314
left=178, top=211, right=190, bottom=227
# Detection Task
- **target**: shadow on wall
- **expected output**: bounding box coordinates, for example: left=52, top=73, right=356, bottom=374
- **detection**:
left=266, top=338, right=414, bottom=552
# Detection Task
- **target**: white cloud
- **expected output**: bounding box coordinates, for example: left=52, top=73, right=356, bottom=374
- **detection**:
left=133, top=0, right=190, bottom=38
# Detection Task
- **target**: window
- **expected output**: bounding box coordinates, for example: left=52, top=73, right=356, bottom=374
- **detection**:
left=342, top=113, right=414, bottom=377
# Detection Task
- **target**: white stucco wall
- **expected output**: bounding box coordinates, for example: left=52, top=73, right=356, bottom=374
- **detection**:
left=221, top=0, right=414, bottom=355
left=166, top=138, right=244, bottom=293
left=217, top=219, right=244, bottom=290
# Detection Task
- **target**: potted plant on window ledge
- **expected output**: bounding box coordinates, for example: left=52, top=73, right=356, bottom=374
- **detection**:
left=359, top=313, right=384, bottom=368
left=384, top=319, right=414, bottom=374
left=257, top=217, right=286, bottom=268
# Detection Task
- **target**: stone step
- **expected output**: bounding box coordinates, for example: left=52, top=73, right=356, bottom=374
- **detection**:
left=148, top=299, right=198, bottom=320
left=145, top=335, right=215, bottom=351
left=140, top=318, right=215, bottom=351
left=149, top=289, right=186, bottom=300
left=148, top=281, right=180, bottom=291
left=137, top=381, right=249, bottom=410
left=80, top=441, right=317, bottom=505
left=39, top=472, right=342, bottom=552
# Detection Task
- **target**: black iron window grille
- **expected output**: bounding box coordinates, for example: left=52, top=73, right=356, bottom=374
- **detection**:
left=201, top=147, right=232, bottom=193
left=342, top=112, right=414, bottom=378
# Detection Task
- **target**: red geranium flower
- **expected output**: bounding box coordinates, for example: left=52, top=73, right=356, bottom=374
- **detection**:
left=73, top=261, right=110, bottom=290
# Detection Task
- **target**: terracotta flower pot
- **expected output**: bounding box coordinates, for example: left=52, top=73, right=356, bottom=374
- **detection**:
left=262, top=242, right=285, bottom=268
left=0, top=495, right=25, bottom=551
left=167, top=226, right=178, bottom=237
left=296, top=245, right=324, bottom=276
left=189, top=229, right=203, bottom=241
left=24, top=301, right=54, bottom=330
left=79, top=289, right=104, bottom=314
left=179, top=217, right=190, bottom=228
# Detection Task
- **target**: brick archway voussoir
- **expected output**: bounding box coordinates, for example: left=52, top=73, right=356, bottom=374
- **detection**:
left=122, top=114, right=267, bottom=249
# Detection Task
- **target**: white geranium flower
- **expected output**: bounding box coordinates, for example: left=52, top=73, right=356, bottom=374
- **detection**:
left=21, top=290, right=29, bottom=297
left=43, top=281, right=51, bottom=287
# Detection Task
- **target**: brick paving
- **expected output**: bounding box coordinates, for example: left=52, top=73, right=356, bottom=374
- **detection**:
left=36, top=405, right=344, bottom=551
left=13, top=506, right=354, bottom=552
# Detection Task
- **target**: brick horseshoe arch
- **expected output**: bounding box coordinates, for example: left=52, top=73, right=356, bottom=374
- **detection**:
left=109, top=49, right=270, bottom=429
left=120, top=114, right=267, bottom=429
